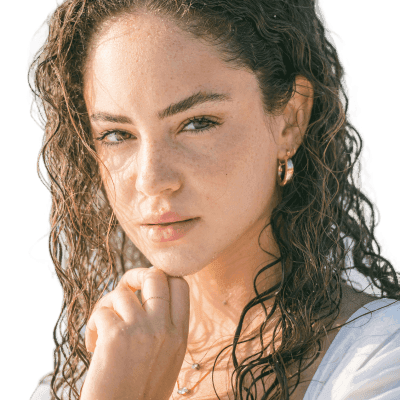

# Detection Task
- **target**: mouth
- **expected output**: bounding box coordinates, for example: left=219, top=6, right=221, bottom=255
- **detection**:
left=140, top=211, right=198, bottom=226
left=145, top=218, right=197, bottom=226
left=139, top=218, right=200, bottom=242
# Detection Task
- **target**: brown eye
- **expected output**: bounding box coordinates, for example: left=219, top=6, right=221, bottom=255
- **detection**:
left=95, top=130, right=135, bottom=147
left=181, top=117, right=221, bottom=135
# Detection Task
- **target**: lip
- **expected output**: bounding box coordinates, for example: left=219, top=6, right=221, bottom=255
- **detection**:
left=139, top=217, right=200, bottom=242
left=140, top=211, right=195, bottom=225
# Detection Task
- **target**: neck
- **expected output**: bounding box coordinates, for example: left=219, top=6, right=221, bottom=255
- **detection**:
left=183, top=219, right=284, bottom=359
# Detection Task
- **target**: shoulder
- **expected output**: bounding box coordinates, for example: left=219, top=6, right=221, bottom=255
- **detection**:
left=305, top=295, right=400, bottom=400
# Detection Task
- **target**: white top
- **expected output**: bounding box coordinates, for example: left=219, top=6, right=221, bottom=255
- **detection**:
left=304, top=297, right=400, bottom=400
left=30, top=298, right=400, bottom=400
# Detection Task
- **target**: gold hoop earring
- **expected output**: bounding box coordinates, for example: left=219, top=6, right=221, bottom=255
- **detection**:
left=277, top=149, right=295, bottom=186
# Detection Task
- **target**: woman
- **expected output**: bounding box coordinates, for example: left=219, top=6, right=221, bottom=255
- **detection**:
left=29, top=0, right=400, bottom=399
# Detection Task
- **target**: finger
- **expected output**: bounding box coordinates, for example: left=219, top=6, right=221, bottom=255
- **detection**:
left=85, top=290, right=139, bottom=351
left=92, top=281, right=145, bottom=326
left=168, top=276, right=190, bottom=335
left=118, top=267, right=171, bottom=325
left=111, top=286, right=146, bottom=324
left=85, top=306, right=122, bottom=353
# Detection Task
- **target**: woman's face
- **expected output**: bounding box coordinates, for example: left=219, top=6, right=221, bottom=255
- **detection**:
left=84, top=13, right=283, bottom=277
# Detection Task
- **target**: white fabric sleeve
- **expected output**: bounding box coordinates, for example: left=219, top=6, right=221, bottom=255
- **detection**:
left=304, top=298, right=400, bottom=400
left=330, top=321, right=400, bottom=399
left=30, top=376, right=52, bottom=400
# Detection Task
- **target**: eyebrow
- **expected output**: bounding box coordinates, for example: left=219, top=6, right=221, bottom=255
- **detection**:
left=90, top=90, right=232, bottom=124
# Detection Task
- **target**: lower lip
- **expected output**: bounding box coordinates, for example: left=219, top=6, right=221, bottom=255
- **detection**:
left=140, top=218, right=199, bottom=243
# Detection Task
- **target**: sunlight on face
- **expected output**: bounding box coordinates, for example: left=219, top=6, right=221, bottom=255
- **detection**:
left=84, top=12, right=281, bottom=277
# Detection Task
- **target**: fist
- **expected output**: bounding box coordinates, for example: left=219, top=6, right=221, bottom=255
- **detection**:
left=81, top=266, right=190, bottom=400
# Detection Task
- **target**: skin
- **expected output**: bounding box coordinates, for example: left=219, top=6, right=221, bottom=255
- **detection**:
left=82, top=11, right=358, bottom=399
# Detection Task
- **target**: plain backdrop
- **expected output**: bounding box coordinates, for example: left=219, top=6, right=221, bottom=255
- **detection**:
left=1, top=0, right=399, bottom=398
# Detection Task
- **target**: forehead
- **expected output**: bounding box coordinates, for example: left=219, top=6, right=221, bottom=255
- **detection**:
left=83, top=12, right=259, bottom=118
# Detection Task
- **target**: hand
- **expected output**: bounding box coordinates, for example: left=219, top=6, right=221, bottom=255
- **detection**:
left=81, top=267, right=190, bottom=400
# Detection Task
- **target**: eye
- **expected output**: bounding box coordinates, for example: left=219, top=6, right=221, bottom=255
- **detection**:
left=181, top=117, right=221, bottom=135
left=94, top=130, right=135, bottom=147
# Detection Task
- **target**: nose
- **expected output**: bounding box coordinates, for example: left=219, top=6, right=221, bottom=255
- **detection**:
left=134, top=140, right=182, bottom=196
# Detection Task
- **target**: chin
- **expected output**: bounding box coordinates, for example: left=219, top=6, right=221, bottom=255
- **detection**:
left=143, top=249, right=212, bottom=278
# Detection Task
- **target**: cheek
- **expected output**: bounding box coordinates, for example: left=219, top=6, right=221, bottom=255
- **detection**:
left=197, top=129, right=277, bottom=211
left=97, top=145, right=134, bottom=176
left=217, top=159, right=276, bottom=230
left=97, top=150, right=136, bottom=204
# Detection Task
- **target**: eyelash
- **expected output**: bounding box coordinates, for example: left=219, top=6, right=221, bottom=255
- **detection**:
left=94, top=116, right=221, bottom=148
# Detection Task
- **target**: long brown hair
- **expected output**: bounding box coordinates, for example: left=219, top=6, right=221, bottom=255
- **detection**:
left=29, top=0, right=400, bottom=399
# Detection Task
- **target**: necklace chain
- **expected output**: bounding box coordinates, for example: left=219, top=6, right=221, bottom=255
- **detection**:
left=176, top=301, right=230, bottom=396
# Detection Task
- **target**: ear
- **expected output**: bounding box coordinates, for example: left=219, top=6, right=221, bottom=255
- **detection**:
left=276, top=75, right=314, bottom=160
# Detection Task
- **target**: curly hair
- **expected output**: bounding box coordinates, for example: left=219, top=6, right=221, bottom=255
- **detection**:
left=29, top=0, right=400, bottom=399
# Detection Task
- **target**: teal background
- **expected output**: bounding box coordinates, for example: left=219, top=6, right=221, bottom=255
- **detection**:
left=0, top=0, right=400, bottom=399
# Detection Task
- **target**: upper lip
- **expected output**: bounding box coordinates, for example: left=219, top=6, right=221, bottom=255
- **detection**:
left=140, top=211, right=197, bottom=225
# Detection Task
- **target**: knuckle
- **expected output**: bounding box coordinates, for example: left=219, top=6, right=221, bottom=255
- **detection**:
left=147, top=267, right=166, bottom=279
left=112, top=322, right=159, bottom=341
left=92, top=292, right=111, bottom=311
left=107, top=324, right=132, bottom=344
left=124, top=326, right=161, bottom=347
left=114, top=287, right=131, bottom=301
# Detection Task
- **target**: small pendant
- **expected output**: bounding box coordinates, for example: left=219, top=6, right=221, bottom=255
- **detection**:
left=191, top=363, right=200, bottom=370
left=177, top=387, right=190, bottom=395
